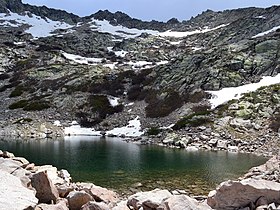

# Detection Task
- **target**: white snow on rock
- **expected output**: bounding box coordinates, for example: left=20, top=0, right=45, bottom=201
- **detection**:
left=64, top=124, right=101, bottom=136
left=90, top=18, right=158, bottom=38
left=62, top=51, right=103, bottom=65
left=0, top=11, right=72, bottom=38
left=252, top=25, right=280, bottom=38
left=126, top=60, right=168, bottom=69
left=158, top=24, right=228, bottom=38
left=207, top=73, right=280, bottom=108
left=106, top=116, right=144, bottom=137
left=53, top=120, right=61, bottom=127
left=108, top=96, right=120, bottom=107
left=114, top=50, right=128, bottom=58
left=255, top=15, right=266, bottom=19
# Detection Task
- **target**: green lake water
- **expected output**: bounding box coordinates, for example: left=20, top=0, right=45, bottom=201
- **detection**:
left=0, top=136, right=267, bottom=195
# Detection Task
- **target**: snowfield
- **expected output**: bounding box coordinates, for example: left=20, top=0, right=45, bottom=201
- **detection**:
left=61, top=52, right=103, bottom=65
left=106, top=116, right=144, bottom=137
left=157, top=24, right=228, bottom=38
left=0, top=11, right=72, bottom=38
left=63, top=116, right=144, bottom=138
left=90, top=18, right=158, bottom=38
left=207, top=73, right=280, bottom=108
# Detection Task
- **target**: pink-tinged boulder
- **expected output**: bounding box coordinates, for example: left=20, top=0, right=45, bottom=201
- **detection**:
left=67, top=190, right=93, bottom=210
left=31, top=171, right=59, bottom=203
left=81, top=201, right=109, bottom=210
left=0, top=170, right=38, bottom=210
left=162, top=195, right=211, bottom=210
left=112, top=201, right=130, bottom=210
left=77, top=183, right=119, bottom=204
left=207, top=178, right=280, bottom=210
left=34, top=199, right=68, bottom=210
left=127, top=189, right=172, bottom=209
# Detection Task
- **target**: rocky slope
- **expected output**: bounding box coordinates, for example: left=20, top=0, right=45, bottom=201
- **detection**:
left=0, top=0, right=279, bottom=157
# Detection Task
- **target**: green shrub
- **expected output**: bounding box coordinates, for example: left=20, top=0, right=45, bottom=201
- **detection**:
left=147, top=127, right=161, bottom=136
left=172, top=111, right=212, bottom=130
left=23, top=101, right=50, bottom=111
left=14, top=118, right=32, bottom=124
left=9, top=100, right=28, bottom=109
left=9, top=85, right=24, bottom=97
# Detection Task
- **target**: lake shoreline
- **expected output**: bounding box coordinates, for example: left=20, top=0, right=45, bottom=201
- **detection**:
left=0, top=150, right=279, bottom=209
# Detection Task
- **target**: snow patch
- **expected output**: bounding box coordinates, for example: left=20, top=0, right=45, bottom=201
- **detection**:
left=64, top=124, right=101, bottom=136
left=106, top=116, right=144, bottom=137
left=207, top=73, right=280, bottom=108
left=62, top=51, right=103, bottom=65
left=252, top=25, right=280, bottom=38
left=108, top=96, right=120, bottom=107
left=255, top=15, right=266, bottom=19
left=90, top=18, right=158, bottom=38
left=0, top=11, right=72, bottom=38
left=53, top=120, right=61, bottom=127
left=158, top=24, right=228, bottom=38
left=103, top=63, right=117, bottom=70
left=126, top=60, right=168, bottom=69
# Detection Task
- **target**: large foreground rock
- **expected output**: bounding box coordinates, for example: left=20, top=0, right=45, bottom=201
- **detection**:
left=207, top=178, right=280, bottom=209
left=0, top=170, right=38, bottom=210
left=31, top=171, right=59, bottom=203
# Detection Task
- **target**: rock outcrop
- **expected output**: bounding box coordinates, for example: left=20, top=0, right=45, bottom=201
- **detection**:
left=207, top=178, right=280, bottom=210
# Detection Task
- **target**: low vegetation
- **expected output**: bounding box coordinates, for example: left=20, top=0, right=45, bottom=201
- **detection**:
left=172, top=110, right=212, bottom=130
left=9, top=99, right=50, bottom=111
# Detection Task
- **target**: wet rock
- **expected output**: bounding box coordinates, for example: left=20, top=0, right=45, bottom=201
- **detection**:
left=207, top=178, right=280, bottom=210
left=67, top=190, right=93, bottom=210
left=31, top=171, right=59, bottom=203
left=0, top=170, right=38, bottom=210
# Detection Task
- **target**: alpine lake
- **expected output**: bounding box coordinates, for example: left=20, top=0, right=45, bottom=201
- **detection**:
left=0, top=136, right=267, bottom=196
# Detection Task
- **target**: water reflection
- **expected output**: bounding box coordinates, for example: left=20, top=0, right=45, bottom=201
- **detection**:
left=0, top=137, right=267, bottom=194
